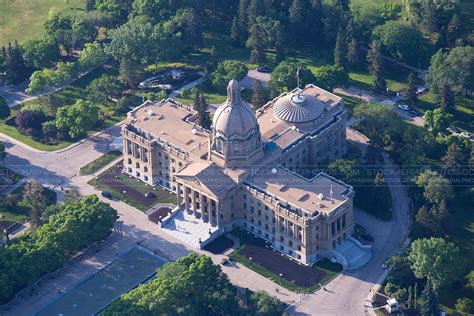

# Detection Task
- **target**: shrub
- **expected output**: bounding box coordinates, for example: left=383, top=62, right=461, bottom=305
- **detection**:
left=0, top=96, right=10, bottom=119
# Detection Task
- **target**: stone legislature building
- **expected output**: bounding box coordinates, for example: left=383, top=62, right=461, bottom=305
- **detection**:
left=122, top=79, right=355, bottom=265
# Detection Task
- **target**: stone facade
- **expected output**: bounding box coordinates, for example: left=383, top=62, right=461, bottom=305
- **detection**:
left=122, top=80, right=353, bottom=265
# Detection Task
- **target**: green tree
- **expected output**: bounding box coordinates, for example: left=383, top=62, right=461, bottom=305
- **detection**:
left=247, top=20, right=267, bottom=65
left=269, top=61, right=315, bottom=93
left=426, top=46, right=474, bottom=95
left=0, top=142, right=6, bottom=166
left=231, top=0, right=248, bottom=46
left=415, top=201, right=449, bottom=233
left=44, top=9, right=74, bottom=54
left=313, top=65, right=349, bottom=91
left=22, top=179, right=47, bottom=229
left=250, top=291, right=286, bottom=315
left=439, top=81, right=455, bottom=113
left=45, top=93, right=60, bottom=115
left=119, top=59, right=142, bottom=88
left=408, top=237, right=464, bottom=289
left=22, top=38, right=59, bottom=69
left=347, top=37, right=361, bottom=69
left=86, top=75, right=123, bottom=104
left=78, top=42, right=108, bottom=72
left=4, top=41, right=26, bottom=84
left=442, top=142, right=467, bottom=170
left=455, top=297, right=474, bottom=315
left=372, top=20, right=424, bottom=64
left=466, top=270, right=474, bottom=290
left=404, top=72, right=418, bottom=106
left=55, top=100, right=99, bottom=139
left=193, top=90, right=211, bottom=130
left=353, top=103, right=401, bottom=148
left=289, top=0, right=306, bottom=45
left=420, top=281, right=439, bottom=316
left=447, top=14, right=460, bottom=46
left=251, top=79, right=266, bottom=109
left=103, top=254, right=242, bottom=315
left=423, top=108, right=453, bottom=135
left=211, top=60, right=248, bottom=90
left=334, top=31, right=347, bottom=69
left=0, top=96, right=10, bottom=119
left=416, top=170, right=454, bottom=205
left=367, top=40, right=387, bottom=93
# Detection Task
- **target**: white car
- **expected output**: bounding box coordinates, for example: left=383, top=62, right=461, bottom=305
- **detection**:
left=460, top=131, right=472, bottom=138
left=398, top=104, right=409, bottom=111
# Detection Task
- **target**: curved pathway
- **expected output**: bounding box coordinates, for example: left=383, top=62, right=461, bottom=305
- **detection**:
left=289, top=129, right=411, bottom=316
left=1, top=124, right=411, bottom=316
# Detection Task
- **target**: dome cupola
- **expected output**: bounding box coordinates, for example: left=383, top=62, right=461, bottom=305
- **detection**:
left=209, top=80, right=264, bottom=167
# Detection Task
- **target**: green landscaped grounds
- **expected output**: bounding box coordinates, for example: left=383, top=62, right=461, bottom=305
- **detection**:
left=0, top=67, right=127, bottom=152
left=0, top=0, right=86, bottom=45
left=89, top=164, right=177, bottom=211
left=229, top=228, right=342, bottom=293
left=79, top=150, right=122, bottom=175
left=418, top=91, right=474, bottom=133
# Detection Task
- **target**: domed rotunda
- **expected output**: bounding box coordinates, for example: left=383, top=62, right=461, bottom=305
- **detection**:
left=209, top=80, right=264, bottom=167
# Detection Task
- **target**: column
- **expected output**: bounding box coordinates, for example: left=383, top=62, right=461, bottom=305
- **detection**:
left=191, top=190, right=197, bottom=216
left=209, top=200, right=214, bottom=226
left=184, top=187, right=190, bottom=211
left=176, top=183, right=181, bottom=207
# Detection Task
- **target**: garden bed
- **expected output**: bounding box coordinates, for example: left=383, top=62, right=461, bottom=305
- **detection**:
left=89, top=163, right=176, bottom=211
left=229, top=228, right=342, bottom=293
left=79, top=150, right=122, bottom=175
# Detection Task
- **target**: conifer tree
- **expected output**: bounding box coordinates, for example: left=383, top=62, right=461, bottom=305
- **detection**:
left=439, top=81, right=455, bottom=113
left=367, top=40, right=387, bottom=93
left=308, top=0, right=324, bottom=44
left=447, top=14, right=460, bottom=46
left=347, top=37, right=360, bottom=68
left=247, top=21, right=266, bottom=65
left=404, top=72, right=418, bottom=106
left=251, top=80, right=265, bottom=109
left=199, top=93, right=212, bottom=130
left=334, top=31, right=347, bottom=70
left=420, top=281, right=439, bottom=316
left=289, top=0, right=306, bottom=45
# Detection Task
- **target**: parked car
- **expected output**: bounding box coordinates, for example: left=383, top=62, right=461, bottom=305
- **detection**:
left=101, top=191, right=113, bottom=199
left=145, top=192, right=156, bottom=198
left=448, top=126, right=461, bottom=134
left=460, top=131, right=472, bottom=138
left=398, top=104, right=409, bottom=111
left=409, top=109, right=422, bottom=116
left=256, top=66, right=272, bottom=73
left=220, top=257, right=230, bottom=265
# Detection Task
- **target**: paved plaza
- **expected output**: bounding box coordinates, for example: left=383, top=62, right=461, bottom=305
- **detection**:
left=37, top=247, right=166, bottom=316
left=161, top=210, right=220, bottom=249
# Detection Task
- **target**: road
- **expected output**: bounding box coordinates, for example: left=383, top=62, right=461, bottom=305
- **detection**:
left=289, top=129, right=411, bottom=315
left=0, top=123, right=411, bottom=316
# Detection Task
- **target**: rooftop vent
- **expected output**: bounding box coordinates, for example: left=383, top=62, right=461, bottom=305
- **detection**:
left=298, top=193, right=310, bottom=202
left=318, top=193, right=324, bottom=200
left=191, top=128, right=197, bottom=135
left=279, top=185, right=289, bottom=192
left=147, top=110, right=155, bottom=116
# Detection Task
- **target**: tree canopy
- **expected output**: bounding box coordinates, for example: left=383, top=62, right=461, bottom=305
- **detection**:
left=269, top=60, right=315, bottom=93
left=408, top=237, right=464, bottom=290
left=0, top=195, right=117, bottom=304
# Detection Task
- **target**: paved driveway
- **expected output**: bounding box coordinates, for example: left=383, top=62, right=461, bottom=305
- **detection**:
left=0, top=125, right=410, bottom=316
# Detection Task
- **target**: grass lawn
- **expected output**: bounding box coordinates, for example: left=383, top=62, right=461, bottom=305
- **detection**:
left=0, top=183, right=57, bottom=224
left=79, top=150, right=122, bottom=175
left=418, top=92, right=474, bottom=133
left=229, top=228, right=342, bottom=293
left=0, top=0, right=86, bottom=45
left=438, top=195, right=474, bottom=311
left=89, top=163, right=177, bottom=211
left=0, top=67, right=127, bottom=152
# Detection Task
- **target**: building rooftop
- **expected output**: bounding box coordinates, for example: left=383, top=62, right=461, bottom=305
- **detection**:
left=246, top=166, right=351, bottom=215
left=126, top=99, right=209, bottom=160
left=175, top=161, right=236, bottom=198
left=256, top=85, right=343, bottom=151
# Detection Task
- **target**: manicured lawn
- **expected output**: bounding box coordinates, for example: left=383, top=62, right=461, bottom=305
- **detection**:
left=89, top=163, right=177, bottom=211
left=0, top=183, right=57, bottom=224
left=79, top=150, right=122, bottom=175
left=0, top=0, right=86, bottom=45
left=418, top=92, right=474, bottom=133
left=349, top=71, right=408, bottom=93
left=229, top=228, right=342, bottom=293
left=0, top=67, right=127, bottom=152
